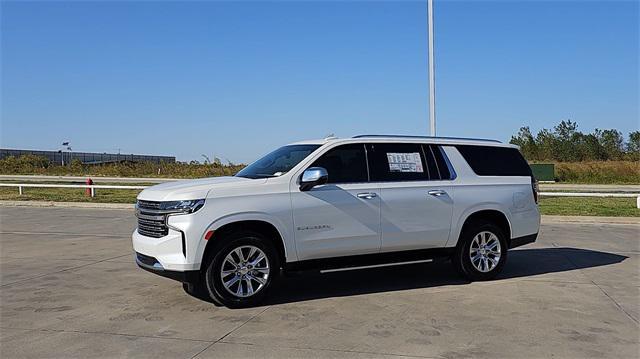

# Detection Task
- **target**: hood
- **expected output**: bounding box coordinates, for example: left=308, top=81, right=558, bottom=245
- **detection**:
left=137, top=176, right=264, bottom=201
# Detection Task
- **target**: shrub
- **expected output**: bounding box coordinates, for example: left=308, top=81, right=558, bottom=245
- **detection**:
left=0, top=155, right=245, bottom=178
left=553, top=161, right=640, bottom=184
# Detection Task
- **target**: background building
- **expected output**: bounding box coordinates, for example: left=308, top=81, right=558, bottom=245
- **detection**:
left=0, top=148, right=175, bottom=165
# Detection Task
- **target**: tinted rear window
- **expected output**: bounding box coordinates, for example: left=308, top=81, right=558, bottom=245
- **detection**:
left=456, top=145, right=531, bottom=176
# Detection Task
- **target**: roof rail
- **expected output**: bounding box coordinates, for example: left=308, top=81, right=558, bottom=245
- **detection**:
left=352, top=134, right=501, bottom=143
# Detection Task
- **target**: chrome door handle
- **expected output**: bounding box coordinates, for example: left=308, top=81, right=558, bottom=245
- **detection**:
left=428, top=190, right=447, bottom=197
left=357, top=192, right=377, bottom=199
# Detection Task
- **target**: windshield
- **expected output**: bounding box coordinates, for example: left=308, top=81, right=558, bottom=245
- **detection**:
left=236, top=144, right=321, bottom=179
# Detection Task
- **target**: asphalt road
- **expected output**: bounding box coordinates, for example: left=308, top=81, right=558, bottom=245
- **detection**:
left=1, top=207, right=638, bottom=358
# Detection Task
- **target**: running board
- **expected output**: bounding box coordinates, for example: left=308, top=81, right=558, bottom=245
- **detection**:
left=320, top=259, right=434, bottom=274
left=283, top=247, right=453, bottom=274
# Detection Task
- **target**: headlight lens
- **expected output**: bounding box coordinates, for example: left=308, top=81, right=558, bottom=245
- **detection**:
left=160, top=199, right=206, bottom=214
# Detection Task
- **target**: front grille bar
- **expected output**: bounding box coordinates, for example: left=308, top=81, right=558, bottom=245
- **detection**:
left=136, top=212, right=165, bottom=221
left=137, top=218, right=164, bottom=226
left=136, top=200, right=169, bottom=238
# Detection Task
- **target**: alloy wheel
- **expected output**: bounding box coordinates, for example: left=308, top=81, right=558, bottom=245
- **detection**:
left=469, top=231, right=502, bottom=273
left=220, top=245, right=270, bottom=298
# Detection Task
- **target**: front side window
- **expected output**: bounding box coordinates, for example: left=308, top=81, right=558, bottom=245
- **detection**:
left=367, top=143, right=430, bottom=182
left=236, top=144, right=320, bottom=179
left=310, top=144, right=368, bottom=183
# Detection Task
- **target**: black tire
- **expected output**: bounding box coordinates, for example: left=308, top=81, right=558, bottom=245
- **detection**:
left=182, top=280, right=221, bottom=304
left=453, top=220, right=508, bottom=281
left=203, top=231, right=279, bottom=308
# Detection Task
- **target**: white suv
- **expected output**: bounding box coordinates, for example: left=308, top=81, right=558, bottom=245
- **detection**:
left=133, top=135, right=540, bottom=307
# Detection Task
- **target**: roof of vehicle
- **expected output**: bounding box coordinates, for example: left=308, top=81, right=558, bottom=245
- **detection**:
left=290, top=135, right=516, bottom=148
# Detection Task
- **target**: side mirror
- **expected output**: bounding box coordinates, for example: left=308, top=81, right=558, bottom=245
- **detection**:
left=300, top=167, right=328, bottom=191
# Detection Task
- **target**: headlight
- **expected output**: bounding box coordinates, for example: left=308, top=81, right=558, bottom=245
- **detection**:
left=160, top=199, right=206, bottom=214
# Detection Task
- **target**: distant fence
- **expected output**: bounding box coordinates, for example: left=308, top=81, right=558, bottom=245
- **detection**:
left=0, top=148, right=175, bottom=165
left=530, top=163, right=555, bottom=182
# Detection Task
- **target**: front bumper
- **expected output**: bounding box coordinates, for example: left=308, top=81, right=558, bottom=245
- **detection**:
left=135, top=252, right=199, bottom=283
left=132, top=229, right=200, bottom=271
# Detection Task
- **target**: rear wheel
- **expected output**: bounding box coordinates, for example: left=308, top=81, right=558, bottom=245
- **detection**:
left=453, top=221, right=507, bottom=281
left=204, top=231, right=278, bottom=308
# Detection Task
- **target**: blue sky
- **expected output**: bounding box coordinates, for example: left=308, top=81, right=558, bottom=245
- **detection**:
left=2, top=0, right=638, bottom=162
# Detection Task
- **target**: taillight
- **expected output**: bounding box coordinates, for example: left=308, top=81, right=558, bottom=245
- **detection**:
left=531, top=177, right=539, bottom=204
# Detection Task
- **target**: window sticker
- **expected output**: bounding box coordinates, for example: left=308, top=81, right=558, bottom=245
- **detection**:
left=386, top=152, right=424, bottom=173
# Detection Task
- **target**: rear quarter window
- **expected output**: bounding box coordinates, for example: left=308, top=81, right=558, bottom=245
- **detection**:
left=456, top=145, right=531, bottom=176
left=425, top=144, right=453, bottom=180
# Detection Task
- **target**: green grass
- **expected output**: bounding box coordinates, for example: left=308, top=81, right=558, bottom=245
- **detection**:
left=1, top=186, right=638, bottom=217
left=0, top=187, right=139, bottom=204
left=538, top=196, right=639, bottom=217
left=0, top=180, right=159, bottom=186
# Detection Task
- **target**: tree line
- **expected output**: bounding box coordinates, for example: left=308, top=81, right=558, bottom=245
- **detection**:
left=510, top=120, right=639, bottom=162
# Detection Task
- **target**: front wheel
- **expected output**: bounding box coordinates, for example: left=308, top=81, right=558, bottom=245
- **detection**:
left=204, top=231, right=278, bottom=308
left=453, top=221, right=508, bottom=281
left=183, top=281, right=216, bottom=303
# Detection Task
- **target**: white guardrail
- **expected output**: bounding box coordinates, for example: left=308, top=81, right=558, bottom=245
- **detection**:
left=1, top=183, right=639, bottom=208
left=0, top=183, right=147, bottom=197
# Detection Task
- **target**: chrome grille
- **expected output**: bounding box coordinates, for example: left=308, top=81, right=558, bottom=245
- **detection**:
left=137, top=200, right=162, bottom=210
left=136, top=200, right=168, bottom=238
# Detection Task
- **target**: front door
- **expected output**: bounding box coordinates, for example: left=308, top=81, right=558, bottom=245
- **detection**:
left=291, top=144, right=381, bottom=260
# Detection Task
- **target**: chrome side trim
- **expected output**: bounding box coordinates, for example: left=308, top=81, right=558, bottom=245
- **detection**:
left=319, top=259, right=433, bottom=273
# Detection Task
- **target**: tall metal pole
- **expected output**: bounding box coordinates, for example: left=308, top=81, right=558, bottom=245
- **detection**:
left=428, top=0, right=436, bottom=136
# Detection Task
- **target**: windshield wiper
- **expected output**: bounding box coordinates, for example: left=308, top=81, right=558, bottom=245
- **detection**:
left=236, top=174, right=278, bottom=179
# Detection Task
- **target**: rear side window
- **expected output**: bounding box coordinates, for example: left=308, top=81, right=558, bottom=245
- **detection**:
left=422, top=145, right=440, bottom=180
left=423, top=144, right=453, bottom=180
left=366, top=143, right=429, bottom=182
left=456, top=145, right=531, bottom=176
left=310, top=144, right=368, bottom=183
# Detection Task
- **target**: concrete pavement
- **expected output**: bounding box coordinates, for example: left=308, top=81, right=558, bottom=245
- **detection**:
left=1, top=207, right=638, bottom=358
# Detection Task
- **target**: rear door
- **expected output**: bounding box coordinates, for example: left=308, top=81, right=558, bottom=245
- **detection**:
left=367, top=143, right=454, bottom=251
left=291, top=144, right=382, bottom=260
